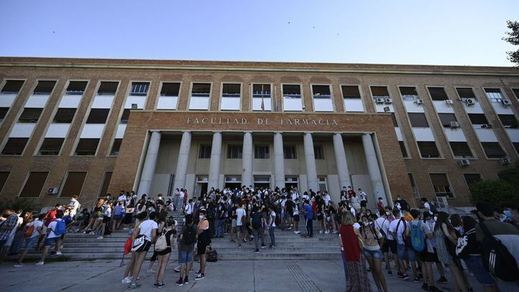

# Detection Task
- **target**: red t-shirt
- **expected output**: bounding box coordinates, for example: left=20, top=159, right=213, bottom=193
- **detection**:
left=44, top=209, right=57, bottom=226
left=340, top=224, right=361, bottom=261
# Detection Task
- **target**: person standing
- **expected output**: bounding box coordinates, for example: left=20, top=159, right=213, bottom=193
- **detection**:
left=0, top=209, right=19, bottom=262
left=235, top=203, right=247, bottom=246
left=303, top=200, right=314, bottom=238
left=153, top=217, right=176, bottom=288
left=267, top=206, right=276, bottom=248
left=358, top=188, right=368, bottom=209
left=14, top=214, right=45, bottom=267
left=251, top=206, right=265, bottom=252
left=358, top=214, right=388, bottom=292
left=196, top=209, right=211, bottom=280
left=36, top=210, right=66, bottom=265
left=176, top=215, right=197, bottom=287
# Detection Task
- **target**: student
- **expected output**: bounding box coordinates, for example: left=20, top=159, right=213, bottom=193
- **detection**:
left=154, top=217, right=176, bottom=288
left=293, top=199, right=301, bottom=234
left=267, top=205, right=276, bottom=248
left=235, top=202, right=246, bottom=245
left=357, top=214, right=388, bottom=292
left=196, top=209, right=211, bottom=280
left=177, top=215, right=197, bottom=286
left=36, top=210, right=66, bottom=265
left=14, top=214, right=45, bottom=267
left=388, top=208, right=411, bottom=280
left=251, top=205, right=265, bottom=252
left=0, top=209, right=19, bottom=262
left=303, top=200, right=314, bottom=237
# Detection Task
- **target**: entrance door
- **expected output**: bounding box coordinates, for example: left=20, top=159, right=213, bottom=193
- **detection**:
left=195, top=175, right=208, bottom=197
left=285, top=175, right=298, bottom=190
left=225, top=175, right=241, bottom=191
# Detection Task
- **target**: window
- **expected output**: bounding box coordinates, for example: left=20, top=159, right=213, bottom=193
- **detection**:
left=513, top=89, right=519, bottom=100
left=450, top=142, right=473, bottom=158
left=18, top=108, right=42, bottom=123
left=498, top=114, right=518, bottom=128
left=312, top=85, right=333, bottom=111
left=400, top=87, right=418, bottom=97
left=0, top=108, right=9, bottom=122
left=66, top=81, right=87, bottom=95
left=342, top=85, right=361, bottom=99
left=438, top=113, right=458, bottom=127
left=61, top=172, right=87, bottom=197
left=428, top=87, right=449, bottom=101
left=198, top=145, right=211, bottom=159
left=464, top=174, right=482, bottom=189
left=254, top=145, right=270, bottom=159
left=120, top=109, right=130, bottom=124
left=53, top=108, right=76, bottom=123
left=484, top=88, right=504, bottom=103
left=417, top=142, right=440, bottom=158
left=33, top=81, right=56, bottom=95
left=514, top=142, right=519, bottom=154
left=456, top=88, right=476, bottom=99
left=221, top=83, right=241, bottom=111
left=227, top=145, right=242, bottom=159
left=97, top=82, right=118, bottom=95
left=371, top=86, right=389, bottom=98
left=252, top=84, right=272, bottom=111
left=430, top=173, right=453, bottom=197
left=314, top=145, right=324, bottom=159
left=284, top=145, right=297, bottom=159
left=19, top=172, right=48, bottom=197
left=399, top=141, right=408, bottom=158
left=283, top=84, right=303, bottom=111
left=99, top=172, right=112, bottom=197
left=481, top=142, right=506, bottom=158
left=2, top=138, right=29, bottom=155
left=409, top=113, right=429, bottom=127
left=130, top=82, right=150, bottom=96
left=189, top=83, right=211, bottom=110
left=318, top=176, right=328, bottom=192
left=0, top=172, right=9, bottom=192
left=468, top=114, right=488, bottom=125
left=86, top=109, right=110, bottom=124
left=38, top=138, right=64, bottom=155
left=160, top=83, right=180, bottom=96
left=1, top=80, right=24, bottom=94
left=390, top=113, right=399, bottom=127
left=110, top=139, right=122, bottom=156
left=75, top=138, right=99, bottom=155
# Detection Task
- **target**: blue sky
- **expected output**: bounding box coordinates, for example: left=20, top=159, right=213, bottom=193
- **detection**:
left=0, top=0, right=518, bottom=66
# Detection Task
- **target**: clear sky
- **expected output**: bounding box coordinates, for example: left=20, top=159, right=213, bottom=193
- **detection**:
left=0, top=0, right=518, bottom=66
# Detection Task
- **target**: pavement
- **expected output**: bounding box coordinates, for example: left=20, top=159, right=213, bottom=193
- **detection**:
left=0, top=258, right=485, bottom=292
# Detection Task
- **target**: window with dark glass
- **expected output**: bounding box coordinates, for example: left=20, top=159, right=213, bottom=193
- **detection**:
left=130, top=82, right=150, bottom=95
left=61, top=172, right=87, bottom=197
left=371, top=86, right=389, bottom=98
left=312, top=85, right=331, bottom=98
left=450, top=142, right=473, bottom=158
left=198, top=145, right=211, bottom=159
left=86, top=109, right=110, bottom=124
left=254, top=145, right=270, bottom=159
left=0, top=108, right=9, bottom=122
left=513, top=89, right=519, bottom=100
left=19, top=172, right=48, bottom=197
left=99, top=172, right=112, bottom=197
left=97, top=82, right=119, bottom=95
left=399, top=141, right=408, bottom=158
left=417, top=142, right=440, bottom=158
left=399, top=87, right=418, bottom=96
left=222, top=84, right=241, bottom=97
left=18, top=108, right=42, bottom=123
left=191, top=83, right=211, bottom=96
left=75, top=138, right=99, bottom=155
left=468, top=114, right=489, bottom=125
left=430, top=173, right=453, bottom=197
left=498, top=114, right=518, bottom=128
left=341, top=85, right=361, bottom=99
left=0, top=172, right=9, bottom=192
left=120, top=109, right=130, bottom=124
left=438, top=113, right=458, bottom=127
left=464, top=174, right=482, bottom=189
left=314, top=145, right=324, bottom=159
left=160, top=82, right=180, bottom=96
left=513, top=142, right=519, bottom=153
left=2, top=138, right=29, bottom=155
left=456, top=88, right=476, bottom=99
left=38, top=138, right=64, bottom=155
left=110, top=139, right=122, bottom=155
left=53, top=108, right=76, bottom=123
left=428, top=87, right=449, bottom=101
left=33, top=81, right=56, bottom=95
left=1, top=80, right=24, bottom=94
left=227, top=145, right=242, bottom=159
left=409, top=113, right=429, bottom=127
left=481, top=142, right=506, bottom=158
left=66, top=81, right=87, bottom=95
left=284, top=145, right=297, bottom=159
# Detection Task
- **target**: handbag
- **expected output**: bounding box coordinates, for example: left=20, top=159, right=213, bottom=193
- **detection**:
left=131, top=235, right=146, bottom=252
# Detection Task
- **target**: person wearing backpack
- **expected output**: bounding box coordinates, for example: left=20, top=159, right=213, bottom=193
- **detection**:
left=475, top=202, right=519, bottom=292
left=357, top=214, right=388, bottom=292
left=153, top=217, right=176, bottom=288
left=36, top=210, right=66, bottom=265
left=14, top=214, right=45, bottom=267
left=267, top=205, right=276, bottom=248
left=177, top=214, right=197, bottom=287
left=251, top=205, right=265, bottom=252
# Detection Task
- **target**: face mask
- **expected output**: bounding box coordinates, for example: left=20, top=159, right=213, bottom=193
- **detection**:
left=434, top=216, right=438, bottom=221
left=364, top=222, right=369, bottom=226
left=199, top=215, right=204, bottom=221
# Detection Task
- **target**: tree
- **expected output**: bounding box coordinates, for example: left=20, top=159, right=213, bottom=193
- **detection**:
left=470, top=163, right=519, bottom=208
left=504, top=20, right=519, bottom=66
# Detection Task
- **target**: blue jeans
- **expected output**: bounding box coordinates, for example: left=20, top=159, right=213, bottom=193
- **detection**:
left=269, top=226, right=275, bottom=247
left=215, top=219, right=224, bottom=237
left=306, top=218, right=313, bottom=237
left=341, top=250, right=348, bottom=281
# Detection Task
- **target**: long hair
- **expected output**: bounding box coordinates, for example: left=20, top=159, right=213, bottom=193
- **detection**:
left=434, top=211, right=451, bottom=231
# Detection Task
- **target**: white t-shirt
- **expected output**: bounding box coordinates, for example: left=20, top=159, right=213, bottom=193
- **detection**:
left=375, top=217, right=392, bottom=240
left=139, top=219, right=158, bottom=241
left=269, top=211, right=276, bottom=228
left=359, top=191, right=367, bottom=201
left=47, top=219, right=64, bottom=239
left=69, top=198, right=80, bottom=217
left=236, top=208, right=246, bottom=226
left=389, top=218, right=408, bottom=245
left=353, top=222, right=361, bottom=230
left=29, top=219, right=44, bottom=238
left=185, top=203, right=193, bottom=215
left=323, top=194, right=331, bottom=206
left=117, top=195, right=127, bottom=202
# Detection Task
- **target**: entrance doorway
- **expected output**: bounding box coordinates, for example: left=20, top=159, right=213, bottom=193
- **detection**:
left=225, top=175, right=241, bottom=191
left=254, top=175, right=271, bottom=190
left=195, top=175, right=208, bottom=197
left=285, top=175, right=299, bottom=190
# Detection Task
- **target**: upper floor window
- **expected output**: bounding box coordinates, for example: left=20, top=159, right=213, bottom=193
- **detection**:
left=283, top=84, right=303, bottom=111
left=2, top=138, right=28, bottom=155
left=130, top=82, right=150, bottom=96
left=484, top=88, right=505, bottom=103
left=191, top=83, right=211, bottom=97
left=312, top=85, right=333, bottom=111
left=221, top=83, right=241, bottom=111
left=189, top=83, right=211, bottom=110
left=18, top=108, right=42, bottom=123
left=498, top=114, right=518, bottom=128
left=66, top=81, right=87, bottom=95
left=252, top=84, right=272, bottom=111
left=227, top=145, right=242, bottom=159
left=371, top=86, right=389, bottom=99
left=199, top=145, right=212, bottom=159
left=468, top=114, right=489, bottom=126
left=456, top=88, right=476, bottom=99
left=33, top=81, right=56, bottom=95
left=481, top=142, right=506, bottom=158
left=314, top=145, right=324, bottom=159
left=428, top=87, right=448, bottom=101
left=53, top=108, right=76, bottom=123
left=399, top=87, right=419, bottom=100
left=283, top=145, right=297, bottom=159
left=513, top=88, right=519, bottom=100
left=438, top=113, right=458, bottom=127
left=430, top=173, right=453, bottom=197
left=450, top=142, right=473, bottom=158
left=408, top=113, right=429, bottom=127
left=254, top=145, right=270, bottom=159
left=86, top=109, right=110, bottom=124
left=1, top=80, right=24, bottom=94
left=417, top=142, right=440, bottom=158
left=0, top=108, right=8, bottom=122
left=160, top=83, right=180, bottom=96
left=341, top=85, right=361, bottom=99
left=97, top=82, right=118, bottom=95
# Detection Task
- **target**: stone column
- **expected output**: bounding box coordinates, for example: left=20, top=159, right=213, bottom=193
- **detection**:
left=208, top=132, right=222, bottom=190
left=333, top=133, right=351, bottom=188
left=173, top=131, right=192, bottom=190
left=137, top=131, right=161, bottom=195
left=242, top=131, right=253, bottom=188
left=273, top=132, right=285, bottom=188
left=362, top=133, right=387, bottom=202
left=304, top=132, right=319, bottom=192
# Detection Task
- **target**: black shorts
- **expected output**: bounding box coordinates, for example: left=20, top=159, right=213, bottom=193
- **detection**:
left=134, top=240, right=152, bottom=252
left=156, top=247, right=172, bottom=256
left=198, top=242, right=209, bottom=255
left=419, top=251, right=437, bottom=262
left=293, top=215, right=300, bottom=222
left=387, top=239, right=397, bottom=254
left=317, top=214, right=323, bottom=221
left=360, top=200, right=367, bottom=208
left=102, top=216, right=111, bottom=223
left=381, top=239, right=389, bottom=253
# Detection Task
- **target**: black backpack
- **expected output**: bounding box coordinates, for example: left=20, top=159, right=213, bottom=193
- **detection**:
left=479, top=221, right=519, bottom=282
left=251, top=212, right=262, bottom=229
left=181, top=225, right=197, bottom=246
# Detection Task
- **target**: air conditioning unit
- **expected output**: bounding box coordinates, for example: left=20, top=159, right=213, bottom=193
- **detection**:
left=414, top=99, right=423, bottom=105
left=436, top=196, right=449, bottom=209
left=501, top=99, right=512, bottom=106
left=383, top=106, right=391, bottom=112
left=457, top=159, right=471, bottom=167
left=47, top=187, right=59, bottom=195
left=449, top=121, right=460, bottom=128
left=445, top=100, right=454, bottom=105
left=500, top=157, right=511, bottom=166
left=480, top=124, right=491, bottom=129
left=384, top=97, right=392, bottom=104
left=131, top=103, right=138, bottom=109
left=464, top=98, right=475, bottom=106
left=375, top=97, right=385, bottom=104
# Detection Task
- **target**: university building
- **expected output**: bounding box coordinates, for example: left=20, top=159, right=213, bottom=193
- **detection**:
left=0, top=57, right=518, bottom=208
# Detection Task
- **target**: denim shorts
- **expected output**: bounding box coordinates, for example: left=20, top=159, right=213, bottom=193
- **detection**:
left=24, top=236, right=39, bottom=249
left=44, top=237, right=59, bottom=247
left=397, top=244, right=416, bottom=261
left=178, top=249, right=193, bottom=264
left=463, top=255, right=495, bottom=285
left=363, top=248, right=384, bottom=260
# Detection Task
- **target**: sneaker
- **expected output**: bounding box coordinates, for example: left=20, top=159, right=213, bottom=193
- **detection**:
left=255, top=249, right=259, bottom=253
left=122, top=277, right=132, bottom=284
left=56, top=251, right=63, bottom=255
left=261, top=244, right=266, bottom=249
left=437, top=276, right=448, bottom=283
left=176, top=279, right=184, bottom=286
left=387, top=270, right=393, bottom=275
left=421, top=283, right=429, bottom=291
left=414, top=277, right=421, bottom=282
left=325, top=230, right=329, bottom=234
left=184, top=276, right=189, bottom=284
left=403, top=274, right=410, bottom=281
left=35, top=261, right=44, bottom=265
left=128, top=282, right=141, bottom=289
left=195, top=273, right=205, bottom=280
left=397, top=272, right=404, bottom=278
left=174, top=266, right=181, bottom=273
left=97, top=236, right=103, bottom=239
left=154, top=282, right=165, bottom=288
left=14, top=264, right=23, bottom=268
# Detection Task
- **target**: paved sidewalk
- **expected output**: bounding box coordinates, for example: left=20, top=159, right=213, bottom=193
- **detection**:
left=0, top=259, right=482, bottom=292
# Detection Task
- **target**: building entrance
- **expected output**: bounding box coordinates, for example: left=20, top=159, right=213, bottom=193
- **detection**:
left=195, top=175, right=208, bottom=196
left=225, top=175, right=241, bottom=190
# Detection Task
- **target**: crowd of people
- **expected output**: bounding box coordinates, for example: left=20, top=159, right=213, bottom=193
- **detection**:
left=1, top=185, right=518, bottom=291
